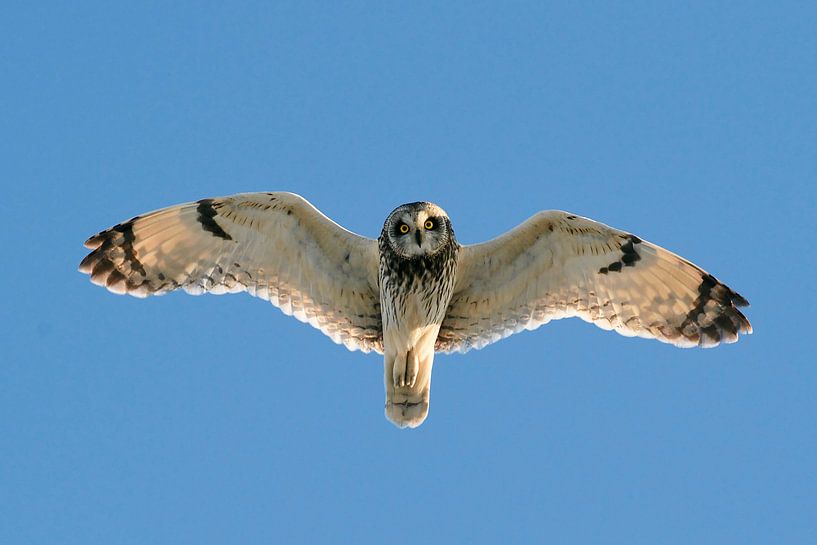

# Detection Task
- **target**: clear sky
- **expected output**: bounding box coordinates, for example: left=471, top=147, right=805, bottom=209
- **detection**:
left=2, top=2, right=815, bottom=544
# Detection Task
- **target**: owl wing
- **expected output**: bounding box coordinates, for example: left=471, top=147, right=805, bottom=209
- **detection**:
left=80, top=192, right=383, bottom=353
left=436, top=211, right=751, bottom=353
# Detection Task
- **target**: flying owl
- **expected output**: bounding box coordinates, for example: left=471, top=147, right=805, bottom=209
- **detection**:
left=79, top=192, right=752, bottom=428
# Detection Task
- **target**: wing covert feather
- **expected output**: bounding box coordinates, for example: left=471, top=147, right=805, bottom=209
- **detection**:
left=437, top=211, right=751, bottom=353
left=79, top=192, right=383, bottom=353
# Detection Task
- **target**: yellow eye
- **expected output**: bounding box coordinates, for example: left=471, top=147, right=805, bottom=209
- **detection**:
left=399, top=224, right=409, bottom=234
left=424, top=220, right=434, bottom=230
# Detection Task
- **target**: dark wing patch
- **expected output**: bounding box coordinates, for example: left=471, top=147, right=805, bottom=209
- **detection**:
left=80, top=218, right=154, bottom=294
left=196, top=199, right=233, bottom=240
left=599, top=235, right=642, bottom=274
left=679, top=273, right=750, bottom=347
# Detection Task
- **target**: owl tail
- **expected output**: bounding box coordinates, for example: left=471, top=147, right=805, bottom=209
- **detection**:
left=384, top=347, right=435, bottom=429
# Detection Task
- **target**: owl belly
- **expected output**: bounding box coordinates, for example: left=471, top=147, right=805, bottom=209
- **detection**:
left=381, top=277, right=451, bottom=366
left=380, top=276, right=454, bottom=428
left=383, top=291, right=444, bottom=351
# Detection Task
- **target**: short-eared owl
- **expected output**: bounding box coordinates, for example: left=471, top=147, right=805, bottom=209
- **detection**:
left=80, top=193, right=752, bottom=428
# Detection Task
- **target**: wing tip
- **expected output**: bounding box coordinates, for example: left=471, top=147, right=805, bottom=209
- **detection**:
left=83, top=234, right=103, bottom=249
left=78, top=252, right=95, bottom=274
left=732, top=291, right=750, bottom=308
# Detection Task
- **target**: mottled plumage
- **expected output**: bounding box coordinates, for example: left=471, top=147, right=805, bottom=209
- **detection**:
left=378, top=202, right=459, bottom=427
left=80, top=192, right=752, bottom=428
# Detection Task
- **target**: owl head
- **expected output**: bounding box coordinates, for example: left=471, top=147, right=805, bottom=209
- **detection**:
left=382, top=201, right=455, bottom=259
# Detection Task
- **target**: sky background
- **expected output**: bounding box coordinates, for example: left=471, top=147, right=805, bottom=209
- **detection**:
left=2, top=2, right=816, bottom=544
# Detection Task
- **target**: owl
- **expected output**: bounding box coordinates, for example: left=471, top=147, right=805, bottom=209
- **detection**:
left=79, top=192, right=752, bottom=428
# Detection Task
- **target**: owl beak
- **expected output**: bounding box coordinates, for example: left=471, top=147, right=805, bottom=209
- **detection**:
left=415, top=230, right=423, bottom=247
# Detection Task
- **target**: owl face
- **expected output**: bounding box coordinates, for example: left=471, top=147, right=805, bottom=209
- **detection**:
left=383, top=202, right=453, bottom=259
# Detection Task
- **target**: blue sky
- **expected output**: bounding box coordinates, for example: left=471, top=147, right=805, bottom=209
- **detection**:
left=2, top=2, right=815, bottom=544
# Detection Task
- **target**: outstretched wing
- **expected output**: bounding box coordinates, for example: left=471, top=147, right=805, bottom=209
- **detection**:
left=437, top=211, right=751, bottom=353
left=80, top=192, right=383, bottom=353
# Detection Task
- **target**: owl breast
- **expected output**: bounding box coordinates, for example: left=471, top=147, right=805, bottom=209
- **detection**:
left=378, top=238, right=459, bottom=345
